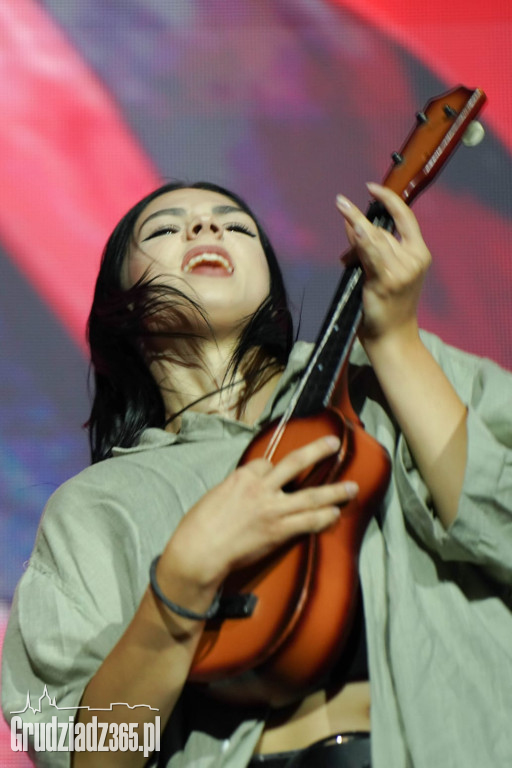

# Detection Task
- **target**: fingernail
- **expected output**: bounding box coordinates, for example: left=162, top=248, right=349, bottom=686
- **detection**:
left=366, top=181, right=381, bottom=192
left=325, top=435, right=341, bottom=450
left=336, top=194, right=351, bottom=210
left=354, top=222, right=365, bottom=238
left=343, top=481, right=359, bottom=498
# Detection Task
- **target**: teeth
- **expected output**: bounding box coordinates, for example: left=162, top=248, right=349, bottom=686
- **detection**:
left=184, top=253, right=234, bottom=273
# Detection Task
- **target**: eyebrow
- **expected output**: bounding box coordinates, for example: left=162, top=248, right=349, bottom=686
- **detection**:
left=138, top=204, right=246, bottom=233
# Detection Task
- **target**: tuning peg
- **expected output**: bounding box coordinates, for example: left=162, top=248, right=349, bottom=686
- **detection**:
left=462, top=120, right=485, bottom=147
left=443, top=104, right=458, bottom=118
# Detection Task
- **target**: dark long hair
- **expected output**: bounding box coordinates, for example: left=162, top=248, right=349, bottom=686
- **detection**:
left=87, top=181, right=294, bottom=462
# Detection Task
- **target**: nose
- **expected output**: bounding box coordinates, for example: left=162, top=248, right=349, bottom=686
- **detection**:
left=186, top=215, right=224, bottom=240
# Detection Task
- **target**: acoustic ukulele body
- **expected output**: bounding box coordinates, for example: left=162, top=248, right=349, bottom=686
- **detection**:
left=191, top=408, right=391, bottom=706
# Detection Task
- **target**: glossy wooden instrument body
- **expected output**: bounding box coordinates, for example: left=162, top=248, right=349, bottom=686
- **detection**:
left=192, top=409, right=390, bottom=705
left=189, top=85, right=487, bottom=706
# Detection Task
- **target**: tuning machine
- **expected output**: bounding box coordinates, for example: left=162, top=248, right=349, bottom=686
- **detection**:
left=462, top=120, right=485, bottom=147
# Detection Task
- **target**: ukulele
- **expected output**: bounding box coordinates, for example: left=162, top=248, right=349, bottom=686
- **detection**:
left=189, top=85, right=487, bottom=706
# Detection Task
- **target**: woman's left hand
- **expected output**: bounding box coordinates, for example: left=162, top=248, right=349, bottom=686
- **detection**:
left=336, top=182, right=431, bottom=347
left=337, top=182, right=467, bottom=530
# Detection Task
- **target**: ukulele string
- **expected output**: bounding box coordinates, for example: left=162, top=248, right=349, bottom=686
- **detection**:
left=263, top=267, right=363, bottom=463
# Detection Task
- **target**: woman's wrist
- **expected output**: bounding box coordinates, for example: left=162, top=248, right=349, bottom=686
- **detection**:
left=156, top=541, right=225, bottom=615
left=360, top=319, right=421, bottom=368
left=150, top=556, right=222, bottom=621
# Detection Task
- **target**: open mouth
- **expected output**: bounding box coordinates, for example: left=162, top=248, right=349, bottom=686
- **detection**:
left=182, top=247, right=234, bottom=275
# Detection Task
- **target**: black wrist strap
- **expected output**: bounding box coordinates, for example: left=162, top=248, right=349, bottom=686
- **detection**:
left=149, top=556, right=221, bottom=620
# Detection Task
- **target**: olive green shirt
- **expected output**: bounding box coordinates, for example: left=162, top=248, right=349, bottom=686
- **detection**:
left=2, top=333, right=512, bottom=767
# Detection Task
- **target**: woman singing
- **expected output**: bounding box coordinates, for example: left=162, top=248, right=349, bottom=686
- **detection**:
left=3, top=181, right=512, bottom=768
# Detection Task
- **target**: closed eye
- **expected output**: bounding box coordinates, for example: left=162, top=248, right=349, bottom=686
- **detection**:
left=142, top=225, right=180, bottom=242
left=224, top=223, right=257, bottom=237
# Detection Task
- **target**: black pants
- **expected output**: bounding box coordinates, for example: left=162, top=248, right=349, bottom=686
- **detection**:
left=249, top=732, right=371, bottom=768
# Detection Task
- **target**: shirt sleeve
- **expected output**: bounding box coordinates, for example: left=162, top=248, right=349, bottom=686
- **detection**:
left=3, top=572, right=105, bottom=767
left=1, top=469, right=148, bottom=767
left=393, top=334, right=512, bottom=587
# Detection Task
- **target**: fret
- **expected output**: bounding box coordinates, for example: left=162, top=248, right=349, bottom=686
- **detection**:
left=291, top=205, right=394, bottom=419
left=292, top=265, right=363, bottom=417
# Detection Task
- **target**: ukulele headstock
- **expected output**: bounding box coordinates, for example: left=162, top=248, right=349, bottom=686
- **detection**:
left=382, top=85, right=487, bottom=205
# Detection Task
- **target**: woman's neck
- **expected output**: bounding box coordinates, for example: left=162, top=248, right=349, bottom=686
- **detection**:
left=146, top=337, right=281, bottom=431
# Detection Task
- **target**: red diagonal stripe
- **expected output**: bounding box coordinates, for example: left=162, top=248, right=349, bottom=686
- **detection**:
left=0, top=0, right=160, bottom=348
left=330, top=0, right=512, bottom=157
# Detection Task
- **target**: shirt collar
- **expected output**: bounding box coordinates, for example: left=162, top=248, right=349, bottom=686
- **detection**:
left=112, top=341, right=311, bottom=456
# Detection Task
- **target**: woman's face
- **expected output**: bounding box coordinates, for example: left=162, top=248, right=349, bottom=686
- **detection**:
left=123, top=188, right=271, bottom=338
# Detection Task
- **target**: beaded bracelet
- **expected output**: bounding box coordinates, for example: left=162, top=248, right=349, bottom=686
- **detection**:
left=149, top=556, right=221, bottom=620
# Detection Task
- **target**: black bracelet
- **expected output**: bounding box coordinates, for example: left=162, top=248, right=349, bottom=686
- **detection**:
left=149, top=556, right=221, bottom=620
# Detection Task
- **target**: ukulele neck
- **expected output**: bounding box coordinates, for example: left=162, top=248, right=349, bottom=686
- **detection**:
left=282, top=85, right=487, bottom=424
left=291, top=203, right=394, bottom=418
left=292, top=264, right=363, bottom=417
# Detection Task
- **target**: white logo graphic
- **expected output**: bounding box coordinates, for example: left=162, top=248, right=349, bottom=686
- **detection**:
left=11, top=687, right=160, bottom=756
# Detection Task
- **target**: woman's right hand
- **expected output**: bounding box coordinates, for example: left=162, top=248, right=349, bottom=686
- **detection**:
left=156, top=436, right=359, bottom=612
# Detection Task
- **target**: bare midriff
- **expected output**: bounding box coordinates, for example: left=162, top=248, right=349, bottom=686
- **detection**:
left=254, top=681, right=371, bottom=754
